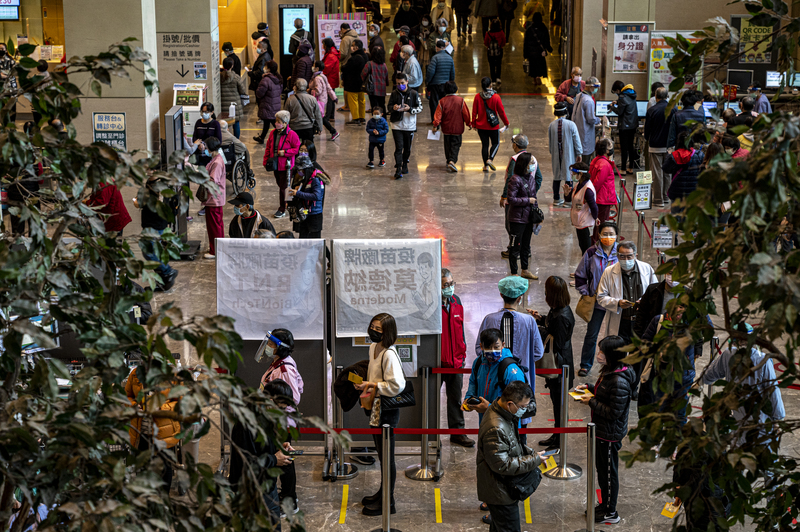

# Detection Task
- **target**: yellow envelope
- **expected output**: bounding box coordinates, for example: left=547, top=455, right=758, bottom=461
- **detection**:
left=661, top=501, right=681, bottom=519
left=538, top=455, right=557, bottom=473
left=348, top=372, right=364, bottom=385
left=569, top=389, right=594, bottom=401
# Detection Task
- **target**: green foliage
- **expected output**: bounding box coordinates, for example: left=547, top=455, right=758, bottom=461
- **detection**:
left=623, top=3, right=800, bottom=530
left=0, top=40, right=342, bottom=531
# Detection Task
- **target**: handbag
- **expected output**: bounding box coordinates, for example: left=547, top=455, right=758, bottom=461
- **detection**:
left=538, top=333, right=558, bottom=374
left=576, top=294, right=596, bottom=322
left=196, top=184, right=209, bottom=203
left=378, top=346, right=416, bottom=410
left=264, top=131, right=282, bottom=172
left=530, top=205, right=545, bottom=224
left=500, top=466, right=542, bottom=501
left=287, top=204, right=307, bottom=223
left=484, top=97, right=501, bottom=128
left=362, top=63, right=375, bottom=94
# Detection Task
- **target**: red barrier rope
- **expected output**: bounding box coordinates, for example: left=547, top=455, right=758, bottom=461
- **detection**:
left=432, top=368, right=563, bottom=375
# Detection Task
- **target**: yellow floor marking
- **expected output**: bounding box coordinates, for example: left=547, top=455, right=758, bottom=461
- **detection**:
left=524, top=496, right=532, bottom=524
left=339, top=484, right=349, bottom=524
left=435, top=488, right=442, bottom=523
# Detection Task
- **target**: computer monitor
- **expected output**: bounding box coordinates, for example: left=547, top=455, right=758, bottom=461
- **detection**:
left=766, top=71, right=782, bottom=88
left=595, top=100, right=615, bottom=117
left=727, top=101, right=741, bottom=114
left=702, top=101, right=718, bottom=118
left=636, top=101, right=648, bottom=118
left=727, top=69, right=753, bottom=89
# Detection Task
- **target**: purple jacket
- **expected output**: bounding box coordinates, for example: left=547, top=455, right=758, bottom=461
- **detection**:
left=256, top=73, right=283, bottom=121
left=506, top=172, right=538, bottom=224
left=574, top=243, right=618, bottom=309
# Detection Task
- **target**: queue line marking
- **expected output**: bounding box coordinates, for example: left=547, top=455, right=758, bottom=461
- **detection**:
left=435, top=488, right=442, bottom=523
left=339, top=484, right=348, bottom=524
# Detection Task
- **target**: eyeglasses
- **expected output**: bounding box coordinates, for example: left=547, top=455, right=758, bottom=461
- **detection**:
left=618, top=253, right=635, bottom=260
left=443, top=281, right=456, bottom=288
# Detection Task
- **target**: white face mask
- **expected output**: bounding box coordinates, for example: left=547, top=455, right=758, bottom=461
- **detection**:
left=620, top=259, right=635, bottom=271
left=369, top=31, right=376, bottom=37
left=201, top=112, right=211, bottom=120
left=438, top=2, right=445, bottom=7
left=573, top=75, right=581, bottom=83
left=422, top=20, right=430, bottom=26
left=438, top=26, right=446, bottom=33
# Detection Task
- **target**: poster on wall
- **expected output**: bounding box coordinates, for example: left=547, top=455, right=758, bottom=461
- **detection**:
left=92, top=113, right=126, bottom=152
left=316, top=13, right=368, bottom=54
left=737, top=16, right=772, bottom=64
left=216, top=239, right=326, bottom=340
left=649, top=31, right=703, bottom=89
left=613, top=24, right=650, bottom=74
left=332, top=239, right=442, bottom=337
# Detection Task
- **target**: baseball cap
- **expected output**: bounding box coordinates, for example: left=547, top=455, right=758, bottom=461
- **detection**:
left=222, top=42, right=234, bottom=52
left=512, top=134, right=529, bottom=148
left=399, top=25, right=410, bottom=34
left=229, top=191, right=254, bottom=207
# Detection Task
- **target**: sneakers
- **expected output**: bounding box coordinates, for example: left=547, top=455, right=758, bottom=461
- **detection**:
left=578, top=368, right=589, bottom=377
left=467, top=23, right=472, bottom=33
left=394, top=171, right=403, bottom=180
left=203, top=253, right=215, bottom=260
left=586, top=504, right=607, bottom=518
left=447, top=161, right=458, bottom=172
left=366, top=161, right=375, bottom=168
left=501, top=250, right=510, bottom=258
left=273, top=210, right=287, bottom=219
left=483, top=165, right=490, bottom=172
left=486, top=161, right=496, bottom=171
left=521, top=270, right=538, bottom=280
left=350, top=455, right=376, bottom=466
left=596, top=511, right=620, bottom=524
left=481, top=514, right=492, bottom=524
left=495, top=79, right=502, bottom=87
left=450, top=434, right=475, bottom=447
left=331, top=131, right=340, bottom=141
left=198, top=208, right=206, bottom=216
left=402, top=162, right=409, bottom=174
left=379, top=159, right=386, bottom=167
left=554, top=199, right=565, bottom=206
left=346, top=119, right=365, bottom=125
left=280, top=500, right=299, bottom=519
left=253, top=136, right=265, bottom=144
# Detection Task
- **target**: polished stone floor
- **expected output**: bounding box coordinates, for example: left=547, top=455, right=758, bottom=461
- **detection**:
left=127, top=4, right=780, bottom=531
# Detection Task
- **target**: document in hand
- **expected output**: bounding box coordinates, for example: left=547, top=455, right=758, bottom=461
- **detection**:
left=427, top=129, right=441, bottom=141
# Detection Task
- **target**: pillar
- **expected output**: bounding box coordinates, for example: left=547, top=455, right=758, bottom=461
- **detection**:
left=63, top=0, right=160, bottom=153
left=155, top=0, right=220, bottom=138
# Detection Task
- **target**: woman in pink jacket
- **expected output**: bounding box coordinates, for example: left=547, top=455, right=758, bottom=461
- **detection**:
left=309, top=60, right=340, bottom=141
left=589, top=138, right=617, bottom=243
left=264, top=110, right=301, bottom=218
left=203, top=136, right=226, bottom=259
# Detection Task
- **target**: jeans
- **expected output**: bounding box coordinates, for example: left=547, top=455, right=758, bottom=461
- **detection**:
left=441, top=373, right=466, bottom=429
left=443, top=134, right=462, bottom=163
left=233, top=121, right=241, bottom=138
left=369, top=142, right=385, bottom=162
left=618, top=128, right=636, bottom=171
left=370, top=407, right=400, bottom=501
left=487, top=502, right=521, bottom=532
left=580, top=306, right=605, bottom=370
left=392, top=129, right=414, bottom=170
left=596, top=439, right=621, bottom=514
left=141, top=229, right=176, bottom=278
left=204, top=206, right=224, bottom=256
left=576, top=227, right=592, bottom=255
left=488, top=55, right=503, bottom=81
left=478, top=128, right=500, bottom=164
left=509, top=220, right=534, bottom=274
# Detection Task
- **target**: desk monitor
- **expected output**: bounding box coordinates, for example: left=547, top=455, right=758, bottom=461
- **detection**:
left=636, top=101, right=648, bottom=118
left=727, top=101, right=741, bottom=114
left=766, top=71, right=782, bottom=88
left=595, top=100, right=615, bottom=116
left=702, top=101, right=718, bottom=118
left=727, top=69, right=753, bottom=89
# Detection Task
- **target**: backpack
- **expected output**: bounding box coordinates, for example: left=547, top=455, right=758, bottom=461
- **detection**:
left=501, top=0, right=515, bottom=12
left=473, top=353, right=536, bottom=416
left=292, top=30, right=315, bottom=62
left=487, top=33, right=502, bottom=57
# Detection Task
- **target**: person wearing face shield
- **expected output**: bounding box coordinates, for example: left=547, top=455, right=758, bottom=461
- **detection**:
left=595, top=241, right=658, bottom=354
left=571, top=76, right=602, bottom=160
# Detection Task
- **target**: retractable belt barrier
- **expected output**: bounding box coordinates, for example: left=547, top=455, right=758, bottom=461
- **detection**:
left=298, top=427, right=588, bottom=435
left=432, top=368, right=562, bottom=375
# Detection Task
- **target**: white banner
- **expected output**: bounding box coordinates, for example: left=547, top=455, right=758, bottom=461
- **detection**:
left=216, top=238, right=326, bottom=340
left=333, top=239, right=442, bottom=337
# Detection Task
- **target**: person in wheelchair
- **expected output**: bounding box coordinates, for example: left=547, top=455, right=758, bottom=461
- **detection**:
left=228, top=191, right=276, bottom=238
left=220, top=120, right=253, bottom=178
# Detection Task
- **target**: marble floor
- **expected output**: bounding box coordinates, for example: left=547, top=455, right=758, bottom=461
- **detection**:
left=127, top=4, right=781, bottom=531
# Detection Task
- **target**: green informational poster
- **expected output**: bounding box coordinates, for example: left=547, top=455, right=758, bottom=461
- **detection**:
left=649, top=31, right=703, bottom=91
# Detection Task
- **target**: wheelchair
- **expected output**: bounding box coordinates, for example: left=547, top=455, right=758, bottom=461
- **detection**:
left=221, top=143, right=256, bottom=196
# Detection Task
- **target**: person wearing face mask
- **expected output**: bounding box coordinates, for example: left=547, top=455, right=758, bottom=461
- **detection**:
left=228, top=192, right=275, bottom=238
left=476, top=381, right=546, bottom=532
left=287, top=154, right=327, bottom=238
left=484, top=19, right=507, bottom=87
left=393, top=0, right=421, bottom=35
left=505, top=153, right=541, bottom=280
left=608, top=80, right=639, bottom=176
left=574, top=336, right=635, bottom=525
left=432, top=80, right=471, bottom=172
left=430, top=0, right=455, bottom=32
left=416, top=15, right=434, bottom=72
left=426, top=39, right=455, bottom=121
left=721, top=133, right=749, bottom=159
left=574, top=221, right=619, bottom=377
left=399, top=44, right=424, bottom=94
left=362, top=47, right=390, bottom=114
left=472, top=76, right=510, bottom=172
left=200, top=136, right=226, bottom=259
left=191, top=102, right=222, bottom=166
left=365, top=106, right=389, bottom=168
left=368, top=23, right=385, bottom=54
left=428, top=18, right=452, bottom=51
left=353, top=313, right=404, bottom=517
left=221, top=42, right=241, bottom=76
left=309, top=60, right=340, bottom=141
left=644, top=87, right=672, bottom=207
left=259, top=329, right=303, bottom=405
left=264, top=110, right=301, bottom=219
left=338, top=23, right=360, bottom=66
left=248, top=38, right=272, bottom=95
left=572, top=76, right=602, bottom=160
left=748, top=82, right=772, bottom=114
left=451, top=0, right=473, bottom=37
left=342, top=39, right=369, bottom=125
left=595, top=241, right=658, bottom=352
left=523, top=12, right=552, bottom=85
left=548, top=101, right=583, bottom=206
left=500, top=135, right=541, bottom=258
left=254, top=61, right=284, bottom=144
left=286, top=78, right=322, bottom=143
left=387, top=72, right=423, bottom=179
left=589, top=138, right=617, bottom=241
left=562, top=162, right=597, bottom=255
left=555, top=67, right=585, bottom=118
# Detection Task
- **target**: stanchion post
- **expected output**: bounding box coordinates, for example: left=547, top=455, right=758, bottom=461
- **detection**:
left=334, top=365, right=358, bottom=480
left=545, top=365, right=582, bottom=480
left=372, top=424, right=400, bottom=532
left=706, top=337, right=719, bottom=397
left=637, top=212, right=645, bottom=259
left=406, top=366, right=437, bottom=480
left=618, top=177, right=626, bottom=236
left=574, top=423, right=596, bottom=532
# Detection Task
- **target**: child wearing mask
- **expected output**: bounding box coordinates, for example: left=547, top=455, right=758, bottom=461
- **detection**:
left=365, top=106, right=389, bottom=168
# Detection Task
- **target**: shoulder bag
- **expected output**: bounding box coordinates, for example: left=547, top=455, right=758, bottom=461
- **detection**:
left=483, top=96, right=500, bottom=128
left=362, top=62, right=375, bottom=94
left=264, top=132, right=281, bottom=172
left=538, top=332, right=558, bottom=373
left=379, top=346, right=416, bottom=410
left=196, top=184, right=210, bottom=203
left=294, top=95, right=321, bottom=135
left=575, top=266, right=596, bottom=322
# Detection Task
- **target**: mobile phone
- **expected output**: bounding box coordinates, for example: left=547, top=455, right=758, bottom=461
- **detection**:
left=466, top=397, right=481, bottom=406
left=542, top=448, right=561, bottom=457
left=287, top=450, right=304, bottom=456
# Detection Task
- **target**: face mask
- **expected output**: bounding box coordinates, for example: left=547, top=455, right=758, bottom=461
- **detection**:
left=402, top=4, right=410, bottom=9
left=203, top=149, right=210, bottom=157
left=442, top=286, right=454, bottom=297
left=369, top=31, right=376, bottom=37
left=264, top=345, right=276, bottom=359
left=527, top=164, right=535, bottom=174
left=592, top=88, right=599, bottom=94
left=573, top=75, right=581, bottom=83
left=399, top=83, right=407, bottom=91
left=234, top=206, right=243, bottom=216
left=0, top=50, right=6, bottom=57
left=438, top=2, right=445, bottom=6
left=368, top=328, right=383, bottom=343
left=299, top=151, right=309, bottom=157
left=665, top=275, right=679, bottom=288
left=483, top=350, right=502, bottom=362
left=620, top=259, right=635, bottom=271
left=202, top=112, right=211, bottom=120
left=422, top=20, right=430, bottom=26
left=373, top=114, right=381, bottom=119
left=438, top=26, right=446, bottom=33
left=512, top=403, right=526, bottom=418
left=600, top=236, right=616, bottom=248
left=275, top=123, right=286, bottom=130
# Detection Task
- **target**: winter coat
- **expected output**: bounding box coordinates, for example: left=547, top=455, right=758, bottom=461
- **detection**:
left=498, top=0, right=518, bottom=20
left=596, top=260, right=658, bottom=347
left=442, top=294, right=467, bottom=369
left=402, top=55, right=424, bottom=87
left=472, top=90, right=509, bottom=130
left=536, top=305, right=575, bottom=389
left=264, top=127, right=301, bottom=171
left=292, top=170, right=326, bottom=216
left=664, top=147, right=704, bottom=200
left=644, top=99, right=671, bottom=149
left=428, top=29, right=452, bottom=51
left=430, top=4, right=455, bottom=29
left=220, top=71, right=247, bottom=123
left=548, top=117, right=582, bottom=180
left=322, top=47, right=341, bottom=88
left=387, top=88, right=423, bottom=128
left=633, top=281, right=668, bottom=338
left=477, top=400, right=542, bottom=505
left=667, top=107, right=705, bottom=148
left=554, top=79, right=584, bottom=103
left=333, top=360, right=371, bottom=412
left=572, top=91, right=600, bottom=156
left=433, top=94, right=470, bottom=135
left=484, top=30, right=507, bottom=55
left=362, top=61, right=390, bottom=97
left=473, top=0, right=498, bottom=18
left=309, top=70, right=337, bottom=112
left=574, top=243, right=618, bottom=310
left=587, top=364, right=636, bottom=441
left=393, top=8, right=421, bottom=32
left=87, top=183, right=131, bottom=233
left=465, top=348, right=527, bottom=423
left=126, top=367, right=180, bottom=449
left=523, top=22, right=552, bottom=78
left=292, top=54, right=313, bottom=84
left=589, top=155, right=617, bottom=205
left=366, top=116, right=389, bottom=143
left=342, top=49, right=368, bottom=93
left=426, top=48, right=455, bottom=85
left=286, top=91, right=323, bottom=132
left=339, top=29, right=360, bottom=65
left=248, top=51, right=271, bottom=91
left=506, top=171, right=538, bottom=224
left=256, top=73, right=283, bottom=121
left=203, top=154, right=227, bottom=207
left=609, top=85, right=638, bottom=130
left=369, top=34, right=385, bottom=54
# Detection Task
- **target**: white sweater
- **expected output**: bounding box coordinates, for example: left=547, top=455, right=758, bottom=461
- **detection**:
left=367, top=343, right=406, bottom=397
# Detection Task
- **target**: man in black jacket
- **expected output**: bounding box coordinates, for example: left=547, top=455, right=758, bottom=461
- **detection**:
left=667, top=89, right=705, bottom=148
left=221, top=42, right=241, bottom=76
left=644, top=87, right=672, bottom=206
left=228, top=192, right=276, bottom=238
left=732, top=96, right=756, bottom=127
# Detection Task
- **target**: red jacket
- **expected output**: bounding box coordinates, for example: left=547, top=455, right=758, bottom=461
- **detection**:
left=472, top=92, right=509, bottom=130
left=87, top=183, right=131, bottom=232
left=322, top=48, right=340, bottom=89
left=441, top=295, right=467, bottom=369
left=433, top=94, right=471, bottom=135
left=589, top=155, right=617, bottom=205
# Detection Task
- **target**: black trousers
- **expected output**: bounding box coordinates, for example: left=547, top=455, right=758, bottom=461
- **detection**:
left=441, top=373, right=466, bottom=429
left=295, top=127, right=315, bottom=143
left=259, top=119, right=275, bottom=139
left=443, top=134, right=462, bottom=163
left=322, top=99, right=336, bottom=134
left=481, top=16, right=493, bottom=37
left=488, top=55, right=503, bottom=81
left=369, top=142, right=385, bottom=161
left=428, top=84, right=445, bottom=121
left=478, top=128, right=500, bottom=164
left=368, top=93, right=386, bottom=112
left=509, top=220, right=533, bottom=274
left=548, top=378, right=563, bottom=427
left=502, top=17, right=513, bottom=39
left=279, top=435, right=297, bottom=503
left=618, top=128, right=636, bottom=171
left=137, top=437, right=174, bottom=488
left=618, top=318, right=633, bottom=343
left=392, top=129, right=414, bottom=170
left=487, top=502, right=521, bottom=532
left=455, top=12, right=470, bottom=34
left=576, top=227, right=592, bottom=255
left=371, top=407, right=400, bottom=501
left=596, top=439, right=622, bottom=514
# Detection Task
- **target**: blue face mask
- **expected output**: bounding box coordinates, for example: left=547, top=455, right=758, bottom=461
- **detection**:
left=512, top=403, right=526, bottom=418
left=203, top=149, right=210, bottom=157
left=483, top=350, right=502, bottom=362
left=620, top=259, right=635, bottom=271
left=399, top=84, right=407, bottom=91
left=442, top=286, right=454, bottom=297
left=234, top=206, right=243, bottom=216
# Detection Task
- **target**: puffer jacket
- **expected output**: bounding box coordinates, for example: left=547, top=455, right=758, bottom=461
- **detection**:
left=220, top=71, right=247, bottom=122
left=587, top=364, right=636, bottom=441
left=609, top=84, right=638, bottom=130
left=126, top=367, right=180, bottom=449
left=589, top=155, right=617, bottom=205
left=256, top=73, right=283, bottom=121
left=293, top=170, right=325, bottom=215
left=309, top=70, right=337, bottom=112
left=506, top=171, right=538, bottom=224
left=664, top=147, right=705, bottom=200
left=477, top=400, right=542, bottom=505
left=536, top=305, right=575, bottom=389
